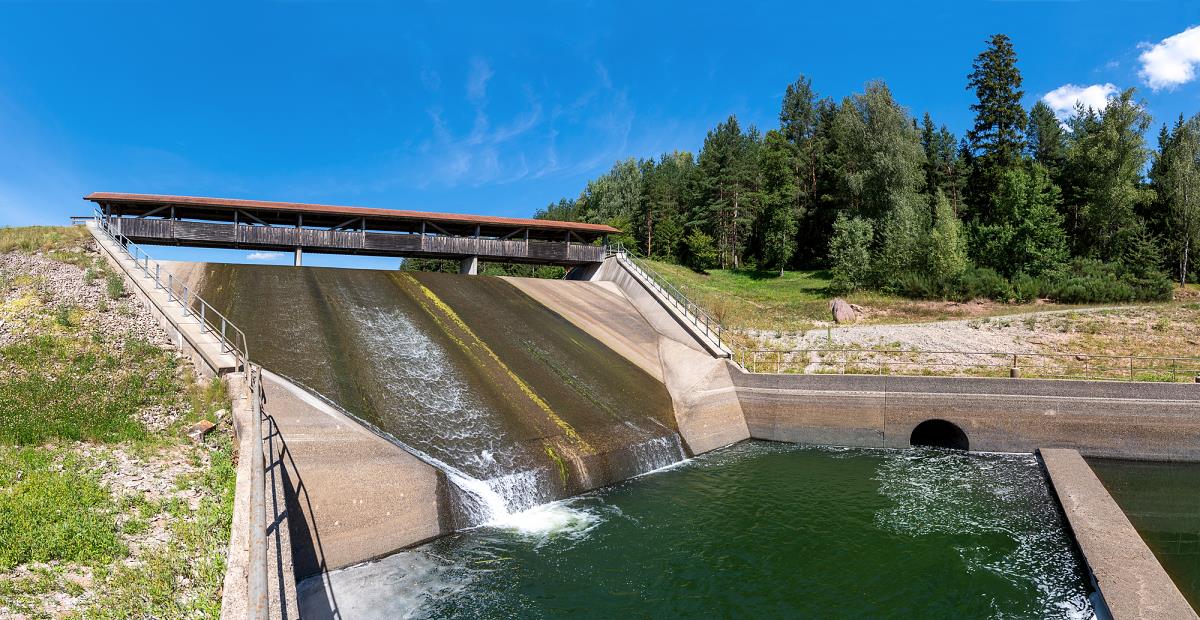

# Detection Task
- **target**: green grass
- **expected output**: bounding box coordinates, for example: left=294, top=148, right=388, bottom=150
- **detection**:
left=641, top=259, right=1185, bottom=335
left=0, top=225, right=90, bottom=254
left=0, top=226, right=237, bottom=618
left=73, top=433, right=237, bottom=619
left=0, top=447, right=125, bottom=571
left=0, top=335, right=180, bottom=444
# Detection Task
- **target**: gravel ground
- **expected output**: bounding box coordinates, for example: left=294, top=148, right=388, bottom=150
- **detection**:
left=0, top=239, right=222, bottom=618
left=742, top=306, right=1140, bottom=373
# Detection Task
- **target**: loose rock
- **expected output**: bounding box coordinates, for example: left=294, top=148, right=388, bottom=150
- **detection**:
left=830, top=298, right=858, bottom=324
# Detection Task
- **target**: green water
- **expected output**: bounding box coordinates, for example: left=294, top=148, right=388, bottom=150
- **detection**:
left=302, top=443, right=1093, bottom=619
left=1089, top=457, right=1200, bottom=610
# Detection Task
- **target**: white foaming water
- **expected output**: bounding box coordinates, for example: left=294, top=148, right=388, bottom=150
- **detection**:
left=628, top=434, right=687, bottom=473
left=490, top=501, right=600, bottom=537
left=330, top=297, right=692, bottom=530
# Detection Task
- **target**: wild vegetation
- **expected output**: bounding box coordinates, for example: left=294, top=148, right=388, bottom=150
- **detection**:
left=537, top=34, right=1198, bottom=305
left=0, top=226, right=235, bottom=618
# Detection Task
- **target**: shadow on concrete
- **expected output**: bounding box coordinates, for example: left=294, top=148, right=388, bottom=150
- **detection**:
left=261, top=396, right=341, bottom=619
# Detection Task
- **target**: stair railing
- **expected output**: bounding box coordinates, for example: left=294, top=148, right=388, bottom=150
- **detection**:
left=92, top=211, right=268, bottom=619
left=609, top=242, right=733, bottom=357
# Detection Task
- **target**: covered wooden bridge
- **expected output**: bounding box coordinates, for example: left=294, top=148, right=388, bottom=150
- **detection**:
left=84, top=192, right=618, bottom=273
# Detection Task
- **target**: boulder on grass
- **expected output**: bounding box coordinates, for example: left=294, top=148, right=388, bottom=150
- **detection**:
left=830, top=298, right=858, bottom=324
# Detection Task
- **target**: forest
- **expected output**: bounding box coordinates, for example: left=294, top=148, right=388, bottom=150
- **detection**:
left=534, top=34, right=1200, bottom=304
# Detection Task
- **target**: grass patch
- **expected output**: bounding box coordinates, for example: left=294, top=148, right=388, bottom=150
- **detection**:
left=104, top=272, right=125, bottom=300
left=74, top=434, right=236, bottom=619
left=0, top=334, right=180, bottom=444
left=0, top=226, right=89, bottom=254
left=642, top=259, right=1183, bottom=334
left=0, top=447, right=124, bottom=570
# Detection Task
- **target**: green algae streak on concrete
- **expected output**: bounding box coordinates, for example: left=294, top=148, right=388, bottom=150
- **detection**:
left=300, top=443, right=1095, bottom=619
left=1088, top=457, right=1200, bottom=610
left=186, top=263, right=679, bottom=510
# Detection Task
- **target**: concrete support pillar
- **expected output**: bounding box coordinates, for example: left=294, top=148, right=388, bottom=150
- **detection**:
left=294, top=247, right=303, bottom=267
left=459, top=256, right=478, bottom=275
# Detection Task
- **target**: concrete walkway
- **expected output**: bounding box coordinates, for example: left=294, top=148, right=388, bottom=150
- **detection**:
left=1041, top=448, right=1197, bottom=619
left=259, top=370, right=448, bottom=583
left=89, top=221, right=239, bottom=375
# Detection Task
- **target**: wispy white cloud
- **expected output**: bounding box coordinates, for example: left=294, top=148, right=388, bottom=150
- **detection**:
left=246, top=251, right=284, bottom=261
left=466, top=57, right=494, bottom=103
left=1139, top=25, right=1200, bottom=91
left=1043, top=83, right=1118, bottom=120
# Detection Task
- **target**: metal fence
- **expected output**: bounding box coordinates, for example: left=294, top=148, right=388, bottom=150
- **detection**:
left=94, top=211, right=249, bottom=371
left=92, top=213, right=270, bottom=618
left=741, top=348, right=1200, bottom=382
left=610, top=243, right=732, bottom=356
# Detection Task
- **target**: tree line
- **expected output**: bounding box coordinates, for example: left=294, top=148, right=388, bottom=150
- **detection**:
left=537, top=34, right=1200, bottom=303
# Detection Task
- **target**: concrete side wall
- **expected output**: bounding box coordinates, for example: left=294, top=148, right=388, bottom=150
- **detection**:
left=734, top=372, right=1200, bottom=461
left=1041, top=449, right=1197, bottom=619
left=260, top=371, right=449, bottom=583
left=505, top=274, right=750, bottom=456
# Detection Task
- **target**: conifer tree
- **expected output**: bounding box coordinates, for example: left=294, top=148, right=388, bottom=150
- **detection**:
left=757, top=130, right=799, bottom=274
left=1027, top=100, right=1066, bottom=180
left=965, top=33, right=1027, bottom=221
left=1150, top=114, right=1200, bottom=286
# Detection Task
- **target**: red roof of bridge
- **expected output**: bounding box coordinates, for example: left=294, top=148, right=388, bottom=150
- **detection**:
left=84, top=192, right=620, bottom=234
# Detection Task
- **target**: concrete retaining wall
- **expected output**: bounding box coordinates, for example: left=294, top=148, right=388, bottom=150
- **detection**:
left=507, top=267, right=749, bottom=456
left=734, top=372, right=1200, bottom=461
left=1041, top=449, right=1197, bottom=619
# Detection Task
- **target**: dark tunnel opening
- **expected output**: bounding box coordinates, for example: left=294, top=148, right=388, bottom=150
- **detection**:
left=909, top=419, right=969, bottom=451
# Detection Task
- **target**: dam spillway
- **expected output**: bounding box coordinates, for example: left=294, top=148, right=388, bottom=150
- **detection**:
left=181, top=263, right=683, bottom=522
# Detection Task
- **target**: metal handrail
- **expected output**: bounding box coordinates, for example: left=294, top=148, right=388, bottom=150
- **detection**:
left=609, top=243, right=733, bottom=356
left=93, top=211, right=249, bottom=372
left=91, top=211, right=269, bottom=618
left=741, top=347, right=1200, bottom=382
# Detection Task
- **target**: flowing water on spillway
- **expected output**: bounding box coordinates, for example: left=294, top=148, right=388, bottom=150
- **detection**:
left=299, top=443, right=1096, bottom=619
left=186, top=264, right=682, bottom=524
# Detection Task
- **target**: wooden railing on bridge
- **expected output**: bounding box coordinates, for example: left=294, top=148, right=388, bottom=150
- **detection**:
left=113, top=217, right=607, bottom=264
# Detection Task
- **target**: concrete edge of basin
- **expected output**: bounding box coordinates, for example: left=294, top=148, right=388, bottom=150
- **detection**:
left=1038, top=447, right=1197, bottom=620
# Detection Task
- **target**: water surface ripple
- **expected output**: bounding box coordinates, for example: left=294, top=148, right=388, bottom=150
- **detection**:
left=303, top=442, right=1094, bottom=619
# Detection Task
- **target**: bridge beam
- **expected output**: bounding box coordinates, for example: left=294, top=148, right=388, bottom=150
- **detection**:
left=459, top=256, right=478, bottom=275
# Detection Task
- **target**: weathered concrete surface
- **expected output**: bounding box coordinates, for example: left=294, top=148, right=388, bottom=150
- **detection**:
left=505, top=276, right=749, bottom=455
left=1041, top=449, right=1197, bottom=619
left=734, top=373, right=1200, bottom=461
left=261, top=370, right=449, bottom=581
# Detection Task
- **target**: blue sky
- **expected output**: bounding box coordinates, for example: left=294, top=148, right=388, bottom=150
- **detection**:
left=2, top=1, right=1200, bottom=267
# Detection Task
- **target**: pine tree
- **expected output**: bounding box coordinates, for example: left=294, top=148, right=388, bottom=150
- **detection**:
left=1062, top=88, right=1154, bottom=261
left=921, top=113, right=964, bottom=214
left=1027, top=100, right=1066, bottom=179
left=965, top=33, right=1027, bottom=221
left=693, top=115, right=762, bottom=268
left=1150, top=114, right=1200, bottom=286
left=757, top=130, right=800, bottom=274
left=635, top=152, right=694, bottom=260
